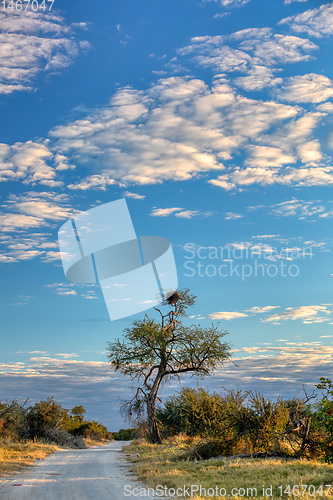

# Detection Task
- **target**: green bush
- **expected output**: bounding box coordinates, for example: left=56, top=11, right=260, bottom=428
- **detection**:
left=112, top=428, right=137, bottom=440
left=0, top=400, right=28, bottom=440
left=27, top=397, right=68, bottom=439
left=158, top=388, right=293, bottom=456
left=71, top=420, right=109, bottom=440
left=0, top=396, right=110, bottom=447
left=245, top=392, right=289, bottom=453
left=157, top=387, right=232, bottom=438
left=314, top=378, right=333, bottom=462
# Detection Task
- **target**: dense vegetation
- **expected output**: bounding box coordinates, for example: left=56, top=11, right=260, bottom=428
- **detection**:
left=111, top=428, right=137, bottom=440
left=0, top=397, right=110, bottom=448
left=124, top=437, right=333, bottom=500
left=154, top=378, right=333, bottom=462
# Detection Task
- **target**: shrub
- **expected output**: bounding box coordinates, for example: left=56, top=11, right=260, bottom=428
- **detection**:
left=0, top=399, right=29, bottom=441
left=0, top=397, right=110, bottom=447
left=71, top=420, right=109, bottom=440
left=314, top=378, right=333, bottom=462
left=26, top=397, right=69, bottom=438
left=158, top=388, right=290, bottom=455
left=112, top=428, right=137, bottom=440
left=44, top=429, right=86, bottom=448
left=245, top=392, right=289, bottom=453
left=157, top=387, right=231, bottom=438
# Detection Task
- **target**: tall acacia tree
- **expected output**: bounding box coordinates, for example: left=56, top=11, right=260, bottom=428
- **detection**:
left=106, top=289, right=231, bottom=444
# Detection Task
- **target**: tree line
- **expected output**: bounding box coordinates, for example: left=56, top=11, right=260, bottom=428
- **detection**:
left=155, top=382, right=333, bottom=461
left=0, top=397, right=110, bottom=448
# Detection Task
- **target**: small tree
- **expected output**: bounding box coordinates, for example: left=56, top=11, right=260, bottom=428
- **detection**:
left=71, top=405, right=86, bottom=424
left=27, top=397, right=68, bottom=438
left=106, top=289, right=231, bottom=444
left=0, top=399, right=29, bottom=440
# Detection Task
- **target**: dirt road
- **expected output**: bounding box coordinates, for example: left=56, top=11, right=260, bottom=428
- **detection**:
left=0, top=441, right=155, bottom=499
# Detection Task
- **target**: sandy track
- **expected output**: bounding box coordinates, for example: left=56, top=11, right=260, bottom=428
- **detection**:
left=0, top=441, right=154, bottom=499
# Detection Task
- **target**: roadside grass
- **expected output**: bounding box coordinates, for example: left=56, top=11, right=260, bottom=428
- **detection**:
left=0, top=441, right=57, bottom=476
left=84, top=437, right=110, bottom=447
left=124, top=436, right=333, bottom=499
left=0, top=437, right=110, bottom=478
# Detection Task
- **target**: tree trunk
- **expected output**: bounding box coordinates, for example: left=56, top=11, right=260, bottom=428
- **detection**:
left=301, top=417, right=311, bottom=452
left=147, top=397, right=161, bottom=444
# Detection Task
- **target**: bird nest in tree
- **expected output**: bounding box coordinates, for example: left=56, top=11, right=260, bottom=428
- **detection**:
left=166, top=291, right=180, bottom=304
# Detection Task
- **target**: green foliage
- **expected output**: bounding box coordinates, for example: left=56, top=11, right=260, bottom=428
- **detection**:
left=27, top=397, right=68, bottom=438
left=112, top=428, right=137, bottom=440
left=0, top=399, right=29, bottom=440
left=239, top=392, right=288, bottom=452
left=158, top=387, right=293, bottom=457
left=209, top=385, right=329, bottom=460
left=71, top=420, right=109, bottom=440
left=70, top=405, right=86, bottom=424
left=0, top=397, right=110, bottom=446
left=157, top=387, right=230, bottom=437
left=107, top=318, right=231, bottom=383
left=314, top=378, right=333, bottom=462
left=107, top=289, right=232, bottom=444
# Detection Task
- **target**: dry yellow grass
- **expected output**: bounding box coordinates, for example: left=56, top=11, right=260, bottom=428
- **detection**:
left=84, top=437, right=110, bottom=447
left=0, top=437, right=110, bottom=478
left=124, top=436, right=333, bottom=499
left=0, top=441, right=57, bottom=477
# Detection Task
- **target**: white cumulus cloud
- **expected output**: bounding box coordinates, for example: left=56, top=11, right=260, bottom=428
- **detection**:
left=0, top=8, right=89, bottom=94
left=279, top=3, right=333, bottom=38
left=277, top=74, right=333, bottom=103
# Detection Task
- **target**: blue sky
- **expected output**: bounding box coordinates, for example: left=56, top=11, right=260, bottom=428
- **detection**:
left=1, top=0, right=333, bottom=430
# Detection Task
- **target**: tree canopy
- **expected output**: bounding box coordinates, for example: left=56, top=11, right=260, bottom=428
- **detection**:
left=107, top=289, right=232, bottom=443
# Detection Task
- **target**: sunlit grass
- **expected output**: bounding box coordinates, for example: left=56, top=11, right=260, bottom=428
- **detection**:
left=124, top=436, right=333, bottom=499
left=0, top=437, right=109, bottom=478
left=84, top=437, right=110, bottom=447
left=0, top=441, right=57, bottom=476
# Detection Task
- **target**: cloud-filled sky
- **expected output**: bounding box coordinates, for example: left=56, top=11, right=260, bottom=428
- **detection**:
left=1, top=0, right=333, bottom=429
